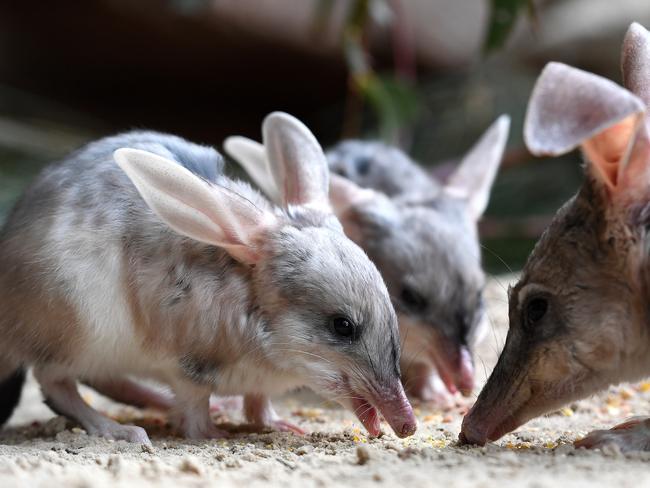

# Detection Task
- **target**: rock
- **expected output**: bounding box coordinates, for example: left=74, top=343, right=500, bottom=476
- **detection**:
left=296, top=445, right=314, bottom=456
left=356, top=446, right=370, bottom=465
left=178, top=457, right=202, bottom=476
left=601, top=444, right=623, bottom=459
left=141, top=443, right=155, bottom=454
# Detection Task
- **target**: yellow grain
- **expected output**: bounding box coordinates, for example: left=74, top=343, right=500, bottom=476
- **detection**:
left=560, top=407, right=574, bottom=417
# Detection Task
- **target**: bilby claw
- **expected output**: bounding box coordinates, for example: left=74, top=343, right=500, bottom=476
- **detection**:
left=266, top=419, right=306, bottom=435
left=244, top=394, right=304, bottom=435
left=98, top=424, right=152, bottom=445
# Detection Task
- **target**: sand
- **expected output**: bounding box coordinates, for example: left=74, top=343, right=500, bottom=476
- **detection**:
left=1, top=275, right=649, bottom=488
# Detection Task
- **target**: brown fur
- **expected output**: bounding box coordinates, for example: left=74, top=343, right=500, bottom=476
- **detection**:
left=459, top=24, right=650, bottom=449
left=0, top=242, right=84, bottom=367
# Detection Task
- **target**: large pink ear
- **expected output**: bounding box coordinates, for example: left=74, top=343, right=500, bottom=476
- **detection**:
left=223, top=136, right=283, bottom=205
left=262, top=112, right=331, bottom=211
left=622, top=22, right=650, bottom=107
left=328, top=173, right=399, bottom=242
left=524, top=62, right=648, bottom=195
left=328, top=173, right=377, bottom=216
left=114, top=148, right=277, bottom=265
left=444, top=115, right=509, bottom=220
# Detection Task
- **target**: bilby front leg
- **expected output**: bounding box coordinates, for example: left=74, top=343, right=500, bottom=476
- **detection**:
left=575, top=417, right=650, bottom=452
left=404, top=362, right=455, bottom=409
left=35, top=369, right=150, bottom=444
left=244, top=394, right=305, bottom=435
left=171, top=382, right=229, bottom=439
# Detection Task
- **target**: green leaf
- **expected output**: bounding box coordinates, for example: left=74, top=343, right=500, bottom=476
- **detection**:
left=360, top=74, right=420, bottom=141
left=485, top=0, right=531, bottom=52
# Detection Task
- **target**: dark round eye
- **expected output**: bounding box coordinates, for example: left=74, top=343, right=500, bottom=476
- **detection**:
left=401, top=286, right=427, bottom=312
left=331, top=316, right=356, bottom=338
left=526, top=298, right=548, bottom=325
left=355, top=156, right=371, bottom=176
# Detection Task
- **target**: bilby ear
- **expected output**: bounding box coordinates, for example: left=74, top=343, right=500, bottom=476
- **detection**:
left=263, top=112, right=330, bottom=211
left=622, top=22, right=650, bottom=106
left=328, top=173, right=378, bottom=216
left=114, top=148, right=277, bottom=265
left=329, top=173, right=400, bottom=242
left=524, top=62, right=648, bottom=194
left=224, top=136, right=282, bottom=205
left=444, top=115, right=510, bottom=220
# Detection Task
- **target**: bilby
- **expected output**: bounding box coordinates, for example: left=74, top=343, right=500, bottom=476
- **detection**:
left=461, top=23, right=650, bottom=452
left=226, top=116, right=509, bottom=405
left=0, top=112, right=416, bottom=444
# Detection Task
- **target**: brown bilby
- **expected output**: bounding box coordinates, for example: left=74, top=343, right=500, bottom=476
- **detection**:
left=460, top=22, right=650, bottom=452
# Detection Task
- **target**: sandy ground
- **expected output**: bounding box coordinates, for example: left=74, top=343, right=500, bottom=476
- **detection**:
left=2, top=275, right=650, bottom=488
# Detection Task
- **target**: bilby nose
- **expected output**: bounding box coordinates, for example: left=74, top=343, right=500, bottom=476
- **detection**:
left=457, top=346, right=475, bottom=396
left=398, top=419, right=417, bottom=438
left=459, top=405, right=489, bottom=446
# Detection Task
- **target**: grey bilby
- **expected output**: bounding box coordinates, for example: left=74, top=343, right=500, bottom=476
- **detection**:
left=0, top=112, right=416, bottom=444
left=461, top=23, right=650, bottom=452
left=225, top=115, right=509, bottom=406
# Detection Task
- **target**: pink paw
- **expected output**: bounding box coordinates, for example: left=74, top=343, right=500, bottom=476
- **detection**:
left=265, top=419, right=306, bottom=435
left=97, top=424, right=151, bottom=445
left=575, top=417, right=650, bottom=452
left=407, top=370, right=455, bottom=409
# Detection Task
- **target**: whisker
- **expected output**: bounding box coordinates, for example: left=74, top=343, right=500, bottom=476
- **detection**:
left=481, top=245, right=513, bottom=274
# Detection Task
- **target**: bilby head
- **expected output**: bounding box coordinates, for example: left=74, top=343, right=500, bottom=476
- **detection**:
left=325, top=117, right=508, bottom=396
left=461, top=23, right=650, bottom=445
left=231, top=117, right=508, bottom=397
left=117, top=112, right=416, bottom=438
left=327, top=140, right=433, bottom=198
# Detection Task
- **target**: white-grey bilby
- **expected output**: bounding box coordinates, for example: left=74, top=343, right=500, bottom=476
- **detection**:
left=461, top=23, right=650, bottom=452
left=0, top=112, right=416, bottom=444
left=226, top=116, right=509, bottom=406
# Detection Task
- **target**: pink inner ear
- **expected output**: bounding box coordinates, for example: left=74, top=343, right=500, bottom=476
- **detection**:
left=582, top=116, right=638, bottom=189
left=329, top=174, right=366, bottom=208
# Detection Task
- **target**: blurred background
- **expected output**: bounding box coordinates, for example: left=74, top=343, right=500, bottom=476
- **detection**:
left=0, top=0, right=648, bottom=273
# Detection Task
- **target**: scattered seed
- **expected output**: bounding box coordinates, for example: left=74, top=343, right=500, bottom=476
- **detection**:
left=423, top=414, right=443, bottom=424
left=560, top=407, right=574, bottom=417
left=296, top=445, right=314, bottom=456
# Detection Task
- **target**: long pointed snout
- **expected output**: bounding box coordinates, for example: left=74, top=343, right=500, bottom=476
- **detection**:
left=374, top=381, right=417, bottom=438
left=349, top=379, right=417, bottom=438
left=459, top=346, right=534, bottom=445
left=460, top=400, right=520, bottom=446
left=432, top=337, right=475, bottom=396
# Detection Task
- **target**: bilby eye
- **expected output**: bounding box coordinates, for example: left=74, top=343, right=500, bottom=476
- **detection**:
left=525, top=298, right=548, bottom=325
left=355, top=156, right=371, bottom=176
left=331, top=316, right=357, bottom=339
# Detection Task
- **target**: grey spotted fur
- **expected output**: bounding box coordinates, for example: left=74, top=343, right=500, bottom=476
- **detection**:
left=0, top=117, right=416, bottom=441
